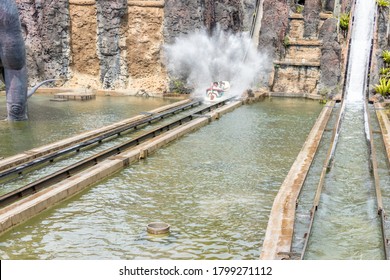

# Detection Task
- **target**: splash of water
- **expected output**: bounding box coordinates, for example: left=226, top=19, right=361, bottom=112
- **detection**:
left=164, top=27, right=271, bottom=99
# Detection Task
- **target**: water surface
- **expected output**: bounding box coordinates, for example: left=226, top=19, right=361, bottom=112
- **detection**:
left=0, top=98, right=323, bottom=260
left=0, top=95, right=176, bottom=157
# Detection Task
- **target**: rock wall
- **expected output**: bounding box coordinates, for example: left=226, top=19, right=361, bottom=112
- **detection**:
left=68, top=1, right=99, bottom=88
left=15, top=0, right=70, bottom=85
left=164, top=0, right=249, bottom=44
left=318, top=17, right=341, bottom=96
left=12, top=0, right=343, bottom=97
left=127, top=3, right=167, bottom=93
left=267, top=0, right=344, bottom=97
left=14, top=0, right=254, bottom=93
left=303, top=0, right=322, bottom=38
left=258, top=0, right=289, bottom=59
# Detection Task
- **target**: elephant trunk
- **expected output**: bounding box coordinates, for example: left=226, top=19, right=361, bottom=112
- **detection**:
left=27, top=79, right=60, bottom=98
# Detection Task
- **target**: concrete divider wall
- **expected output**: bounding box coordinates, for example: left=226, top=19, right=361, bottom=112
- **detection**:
left=375, top=103, right=390, bottom=165
left=260, top=101, right=335, bottom=260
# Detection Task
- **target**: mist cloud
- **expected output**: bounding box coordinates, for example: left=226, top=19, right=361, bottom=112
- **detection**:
left=164, top=26, right=271, bottom=99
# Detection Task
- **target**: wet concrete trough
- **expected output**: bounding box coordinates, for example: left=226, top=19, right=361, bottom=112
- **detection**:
left=260, top=101, right=335, bottom=260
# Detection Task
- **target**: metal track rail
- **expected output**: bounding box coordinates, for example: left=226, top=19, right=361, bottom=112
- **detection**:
left=0, top=99, right=202, bottom=181
left=0, top=97, right=234, bottom=208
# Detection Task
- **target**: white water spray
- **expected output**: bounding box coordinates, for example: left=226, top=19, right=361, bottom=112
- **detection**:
left=164, top=26, right=271, bottom=99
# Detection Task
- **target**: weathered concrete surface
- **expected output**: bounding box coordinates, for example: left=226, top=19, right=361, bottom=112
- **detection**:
left=260, top=101, right=335, bottom=260
left=96, top=0, right=127, bottom=89
left=375, top=103, right=390, bottom=165
left=0, top=98, right=245, bottom=234
left=269, top=11, right=336, bottom=97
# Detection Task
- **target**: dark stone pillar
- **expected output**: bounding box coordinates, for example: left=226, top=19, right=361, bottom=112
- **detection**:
left=96, top=0, right=127, bottom=89
left=258, top=0, right=289, bottom=59
left=324, top=0, right=335, bottom=12
left=318, top=18, right=341, bottom=96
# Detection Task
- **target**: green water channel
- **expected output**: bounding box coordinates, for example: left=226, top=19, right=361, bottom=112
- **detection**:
left=0, top=98, right=322, bottom=260
left=0, top=95, right=177, bottom=158
left=303, top=105, right=385, bottom=259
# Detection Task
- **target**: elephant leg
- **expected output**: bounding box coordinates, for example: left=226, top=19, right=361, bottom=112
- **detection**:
left=4, top=65, right=28, bottom=121
left=0, top=28, right=28, bottom=121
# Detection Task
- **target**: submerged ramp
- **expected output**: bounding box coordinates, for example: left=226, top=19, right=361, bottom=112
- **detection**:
left=260, top=101, right=334, bottom=260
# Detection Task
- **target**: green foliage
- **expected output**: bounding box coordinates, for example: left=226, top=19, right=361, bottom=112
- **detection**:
left=374, top=78, right=390, bottom=96
left=377, top=0, right=390, bottom=8
left=339, top=13, right=350, bottom=31
left=372, top=53, right=390, bottom=98
left=380, top=67, right=390, bottom=80
left=296, top=5, right=304, bottom=14
left=0, top=81, right=5, bottom=91
left=283, top=36, right=290, bottom=47
left=382, top=50, right=390, bottom=65
left=170, top=78, right=191, bottom=94
left=380, top=67, right=390, bottom=75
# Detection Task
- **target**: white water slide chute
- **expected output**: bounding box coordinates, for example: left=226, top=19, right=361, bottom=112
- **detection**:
left=328, top=0, right=376, bottom=168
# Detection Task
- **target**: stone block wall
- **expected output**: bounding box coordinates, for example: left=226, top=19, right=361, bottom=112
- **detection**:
left=15, top=0, right=256, bottom=94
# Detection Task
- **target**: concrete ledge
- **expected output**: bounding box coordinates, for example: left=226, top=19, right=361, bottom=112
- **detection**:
left=69, top=0, right=95, bottom=5
left=287, top=39, right=322, bottom=46
left=260, top=101, right=335, bottom=260
left=375, top=103, right=390, bottom=165
left=274, top=61, right=321, bottom=67
left=268, top=92, right=322, bottom=100
left=0, top=100, right=243, bottom=234
left=128, top=1, right=165, bottom=7
left=289, top=12, right=333, bottom=20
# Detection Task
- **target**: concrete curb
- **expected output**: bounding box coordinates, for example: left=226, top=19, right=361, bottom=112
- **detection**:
left=375, top=103, right=390, bottom=165
left=260, top=101, right=335, bottom=260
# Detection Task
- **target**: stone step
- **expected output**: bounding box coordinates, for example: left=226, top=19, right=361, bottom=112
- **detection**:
left=289, top=12, right=333, bottom=20
left=274, top=60, right=321, bottom=67
left=284, top=44, right=321, bottom=63
left=287, top=39, right=322, bottom=46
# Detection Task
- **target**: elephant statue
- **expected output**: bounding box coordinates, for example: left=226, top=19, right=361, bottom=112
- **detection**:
left=0, top=0, right=56, bottom=121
